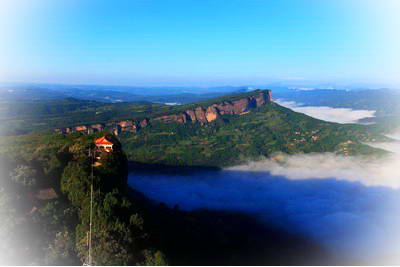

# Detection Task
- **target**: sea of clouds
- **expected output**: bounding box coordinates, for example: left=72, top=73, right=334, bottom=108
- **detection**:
left=128, top=105, right=400, bottom=263
left=275, top=99, right=376, bottom=123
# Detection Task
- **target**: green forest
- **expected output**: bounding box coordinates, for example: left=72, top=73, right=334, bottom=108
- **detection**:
left=0, top=91, right=390, bottom=168
left=0, top=90, right=393, bottom=265
left=0, top=90, right=268, bottom=136
left=0, top=133, right=167, bottom=265
left=0, top=132, right=353, bottom=265
left=119, top=102, right=388, bottom=167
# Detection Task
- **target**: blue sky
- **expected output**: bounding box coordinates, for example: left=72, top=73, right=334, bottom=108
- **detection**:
left=0, top=0, right=399, bottom=87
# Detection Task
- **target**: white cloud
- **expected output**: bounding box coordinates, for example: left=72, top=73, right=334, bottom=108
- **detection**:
left=276, top=99, right=376, bottom=123
left=128, top=132, right=400, bottom=262
left=229, top=132, right=400, bottom=189
left=230, top=152, right=400, bottom=188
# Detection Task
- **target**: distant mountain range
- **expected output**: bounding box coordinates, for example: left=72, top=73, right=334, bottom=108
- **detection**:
left=2, top=82, right=398, bottom=106
left=274, top=88, right=400, bottom=117
left=0, top=86, right=235, bottom=104
left=0, top=83, right=254, bottom=103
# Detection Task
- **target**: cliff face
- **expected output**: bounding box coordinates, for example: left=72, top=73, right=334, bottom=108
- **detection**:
left=153, top=90, right=272, bottom=124
left=55, top=90, right=272, bottom=135
left=55, top=123, right=106, bottom=134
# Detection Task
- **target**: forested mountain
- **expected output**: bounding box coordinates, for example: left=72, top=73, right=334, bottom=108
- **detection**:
left=0, top=89, right=393, bottom=265
left=0, top=132, right=350, bottom=265
left=0, top=90, right=389, bottom=168
left=0, top=90, right=265, bottom=135
left=119, top=101, right=388, bottom=167
left=0, top=133, right=167, bottom=265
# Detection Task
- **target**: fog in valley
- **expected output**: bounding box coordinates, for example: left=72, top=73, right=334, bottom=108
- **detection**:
left=128, top=106, right=400, bottom=263
left=275, top=99, right=376, bottom=123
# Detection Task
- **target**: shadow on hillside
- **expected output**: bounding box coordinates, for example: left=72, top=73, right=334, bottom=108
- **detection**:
left=128, top=185, right=344, bottom=266
left=128, top=160, right=220, bottom=174
left=127, top=165, right=400, bottom=266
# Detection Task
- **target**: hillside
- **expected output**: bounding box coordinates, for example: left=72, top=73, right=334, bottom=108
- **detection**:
left=0, top=89, right=389, bottom=167
left=119, top=102, right=387, bottom=167
left=0, top=98, right=168, bottom=135
left=0, top=132, right=348, bottom=265
left=0, top=90, right=268, bottom=136
left=0, top=133, right=169, bottom=265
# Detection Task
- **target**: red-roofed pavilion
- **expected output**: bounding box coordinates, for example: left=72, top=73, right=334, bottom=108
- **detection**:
left=95, top=136, right=114, bottom=152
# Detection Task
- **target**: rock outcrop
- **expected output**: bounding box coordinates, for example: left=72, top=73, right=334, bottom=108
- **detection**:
left=90, top=124, right=105, bottom=132
left=55, top=90, right=272, bottom=135
left=139, top=118, right=149, bottom=128
left=55, top=123, right=105, bottom=134
left=152, top=90, right=272, bottom=124
left=117, top=120, right=137, bottom=133
left=153, top=113, right=189, bottom=123
left=205, top=106, right=219, bottom=122
left=194, top=107, right=208, bottom=124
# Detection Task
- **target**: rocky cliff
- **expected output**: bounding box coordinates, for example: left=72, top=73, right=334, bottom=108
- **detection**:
left=153, top=90, right=272, bottom=124
left=55, top=123, right=106, bottom=134
left=55, top=90, right=272, bottom=135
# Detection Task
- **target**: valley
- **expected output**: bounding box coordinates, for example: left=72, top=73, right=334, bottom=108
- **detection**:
left=0, top=88, right=398, bottom=265
left=2, top=1, right=399, bottom=265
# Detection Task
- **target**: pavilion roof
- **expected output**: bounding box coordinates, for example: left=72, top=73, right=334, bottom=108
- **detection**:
left=95, top=136, right=113, bottom=145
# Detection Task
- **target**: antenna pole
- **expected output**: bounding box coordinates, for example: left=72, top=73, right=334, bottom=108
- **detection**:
left=88, top=147, right=94, bottom=265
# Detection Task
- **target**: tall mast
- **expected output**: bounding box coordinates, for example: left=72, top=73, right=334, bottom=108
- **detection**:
left=88, top=147, right=94, bottom=265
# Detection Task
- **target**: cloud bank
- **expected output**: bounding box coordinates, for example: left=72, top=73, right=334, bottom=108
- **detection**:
left=230, top=152, right=400, bottom=188
left=128, top=133, right=400, bottom=262
left=275, top=99, right=376, bottom=123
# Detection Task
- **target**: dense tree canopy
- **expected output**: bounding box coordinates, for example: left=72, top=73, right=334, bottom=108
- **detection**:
left=0, top=133, right=167, bottom=265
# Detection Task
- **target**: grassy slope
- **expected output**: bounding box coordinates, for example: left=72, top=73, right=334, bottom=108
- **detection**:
left=0, top=98, right=167, bottom=135
left=0, top=90, right=267, bottom=135
left=0, top=90, right=389, bottom=167
left=120, top=103, right=388, bottom=167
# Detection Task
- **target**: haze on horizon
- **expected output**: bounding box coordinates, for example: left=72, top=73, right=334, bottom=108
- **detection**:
left=0, top=0, right=399, bottom=87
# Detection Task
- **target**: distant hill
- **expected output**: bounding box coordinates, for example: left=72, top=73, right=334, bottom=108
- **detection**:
left=0, top=90, right=388, bottom=168
left=118, top=99, right=387, bottom=167
left=0, top=89, right=271, bottom=135
left=274, top=88, right=400, bottom=116
left=0, top=84, right=247, bottom=103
